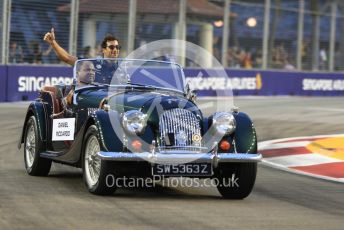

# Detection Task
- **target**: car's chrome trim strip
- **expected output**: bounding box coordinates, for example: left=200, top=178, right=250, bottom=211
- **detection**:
left=98, top=152, right=262, bottom=165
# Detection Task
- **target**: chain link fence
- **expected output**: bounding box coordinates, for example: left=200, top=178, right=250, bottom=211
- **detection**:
left=2, top=0, right=344, bottom=72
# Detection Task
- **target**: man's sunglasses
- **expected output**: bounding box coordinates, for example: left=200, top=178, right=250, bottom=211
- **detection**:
left=107, top=45, right=121, bottom=50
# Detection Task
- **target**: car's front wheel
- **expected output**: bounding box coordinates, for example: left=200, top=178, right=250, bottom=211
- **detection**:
left=82, top=125, right=117, bottom=195
left=24, top=116, right=52, bottom=176
left=216, top=162, right=257, bottom=199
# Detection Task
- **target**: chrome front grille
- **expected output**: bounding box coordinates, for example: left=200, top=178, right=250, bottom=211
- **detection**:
left=159, top=108, right=202, bottom=151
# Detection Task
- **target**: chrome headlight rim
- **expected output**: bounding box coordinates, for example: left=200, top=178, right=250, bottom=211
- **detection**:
left=122, top=110, right=147, bottom=135
left=212, top=112, right=236, bottom=135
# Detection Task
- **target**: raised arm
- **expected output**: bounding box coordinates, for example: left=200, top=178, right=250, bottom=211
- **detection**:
left=43, top=28, right=77, bottom=66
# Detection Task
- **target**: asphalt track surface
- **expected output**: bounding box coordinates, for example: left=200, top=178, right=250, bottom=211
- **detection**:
left=1, top=97, right=344, bottom=229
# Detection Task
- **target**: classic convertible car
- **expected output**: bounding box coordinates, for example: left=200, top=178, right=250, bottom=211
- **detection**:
left=18, top=58, right=261, bottom=199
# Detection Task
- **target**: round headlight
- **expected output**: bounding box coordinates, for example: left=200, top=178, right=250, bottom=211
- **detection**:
left=122, top=110, right=147, bottom=134
left=212, top=112, right=236, bottom=135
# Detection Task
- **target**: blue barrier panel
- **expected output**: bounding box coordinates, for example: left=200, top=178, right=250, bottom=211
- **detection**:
left=7, top=65, right=73, bottom=101
left=185, top=69, right=344, bottom=96
left=0, top=66, right=7, bottom=102
left=4, top=66, right=344, bottom=101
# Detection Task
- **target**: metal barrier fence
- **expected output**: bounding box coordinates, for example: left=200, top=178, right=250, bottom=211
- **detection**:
left=1, top=0, right=343, bottom=72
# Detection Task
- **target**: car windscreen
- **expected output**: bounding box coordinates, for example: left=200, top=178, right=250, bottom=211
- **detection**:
left=74, top=59, right=185, bottom=92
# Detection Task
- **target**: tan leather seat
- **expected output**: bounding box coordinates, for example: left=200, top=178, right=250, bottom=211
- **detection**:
left=41, top=86, right=62, bottom=115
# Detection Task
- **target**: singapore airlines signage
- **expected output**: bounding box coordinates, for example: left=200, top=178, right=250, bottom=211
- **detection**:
left=302, top=78, right=344, bottom=91
left=186, top=73, right=262, bottom=91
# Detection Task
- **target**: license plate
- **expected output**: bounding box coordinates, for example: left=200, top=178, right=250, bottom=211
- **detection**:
left=152, top=163, right=212, bottom=176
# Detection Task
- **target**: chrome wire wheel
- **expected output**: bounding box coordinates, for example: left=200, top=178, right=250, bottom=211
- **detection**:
left=23, top=116, right=51, bottom=176
left=25, top=124, right=36, bottom=168
left=84, top=135, right=101, bottom=187
left=82, top=125, right=116, bottom=195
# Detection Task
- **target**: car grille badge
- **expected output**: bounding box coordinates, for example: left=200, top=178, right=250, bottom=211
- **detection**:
left=192, top=134, right=202, bottom=144
left=176, top=130, right=187, bottom=146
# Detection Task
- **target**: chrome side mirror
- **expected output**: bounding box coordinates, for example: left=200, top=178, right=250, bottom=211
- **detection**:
left=189, top=90, right=197, bottom=102
left=186, top=84, right=197, bottom=102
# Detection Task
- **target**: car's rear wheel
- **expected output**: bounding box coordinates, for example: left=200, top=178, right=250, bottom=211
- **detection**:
left=216, top=162, right=257, bottom=199
left=24, top=116, right=52, bottom=176
left=82, top=125, right=117, bottom=195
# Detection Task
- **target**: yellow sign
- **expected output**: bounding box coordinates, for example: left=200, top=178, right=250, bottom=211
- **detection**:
left=256, top=73, right=262, bottom=90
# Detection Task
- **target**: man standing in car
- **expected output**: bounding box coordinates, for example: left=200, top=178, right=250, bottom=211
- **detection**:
left=43, top=28, right=121, bottom=84
left=43, top=28, right=120, bottom=64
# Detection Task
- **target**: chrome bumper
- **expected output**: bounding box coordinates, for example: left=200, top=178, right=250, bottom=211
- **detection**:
left=98, top=151, right=262, bottom=166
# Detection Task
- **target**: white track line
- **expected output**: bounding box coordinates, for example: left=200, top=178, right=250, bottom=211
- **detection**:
left=263, top=153, right=342, bottom=167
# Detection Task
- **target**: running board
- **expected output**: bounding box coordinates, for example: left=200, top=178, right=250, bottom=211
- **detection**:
left=40, top=151, right=64, bottom=158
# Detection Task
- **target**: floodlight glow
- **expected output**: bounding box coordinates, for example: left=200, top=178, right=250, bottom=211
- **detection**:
left=214, top=20, right=224, bottom=27
left=246, top=17, right=257, bottom=27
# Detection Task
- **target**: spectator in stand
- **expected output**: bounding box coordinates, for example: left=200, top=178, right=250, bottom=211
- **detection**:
left=319, top=47, right=328, bottom=70
left=27, top=41, right=42, bottom=64
left=213, top=37, right=221, bottom=61
left=27, top=40, right=52, bottom=64
left=79, top=46, right=93, bottom=59
left=232, top=47, right=246, bottom=68
left=254, top=49, right=263, bottom=68
left=9, top=41, right=24, bottom=63
left=283, top=58, right=295, bottom=70
left=242, top=51, right=253, bottom=69
left=226, top=47, right=234, bottom=67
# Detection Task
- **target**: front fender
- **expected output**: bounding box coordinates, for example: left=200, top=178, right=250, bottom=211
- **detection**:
left=18, top=101, right=47, bottom=149
left=89, top=110, right=155, bottom=153
left=233, top=112, right=257, bottom=154
left=89, top=110, right=124, bottom=152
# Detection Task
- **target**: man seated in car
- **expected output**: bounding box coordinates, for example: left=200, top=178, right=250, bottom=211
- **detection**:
left=63, top=60, right=96, bottom=105
left=75, top=60, right=96, bottom=87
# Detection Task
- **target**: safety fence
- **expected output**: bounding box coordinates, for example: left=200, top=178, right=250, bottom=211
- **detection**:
left=2, top=0, right=344, bottom=72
